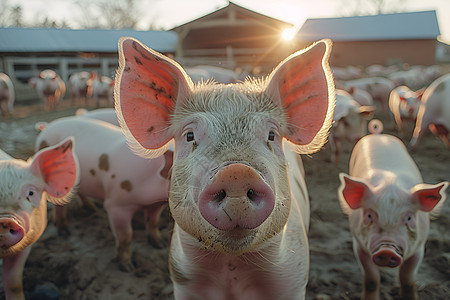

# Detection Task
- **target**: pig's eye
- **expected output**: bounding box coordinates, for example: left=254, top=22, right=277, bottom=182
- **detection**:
left=363, top=209, right=376, bottom=225
left=28, top=191, right=34, bottom=196
left=186, top=131, right=195, bottom=142
left=268, top=131, right=275, bottom=141
left=404, top=213, right=416, bottom=229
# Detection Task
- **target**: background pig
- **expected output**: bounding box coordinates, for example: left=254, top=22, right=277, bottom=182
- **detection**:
left=0, top=138, right=78, bottom=300
left=35, top=116, right=172, bottom=271
left=346, top=86, right=374, bottom=107
left=388, top=85, right=424, bottom=135
left=0, top=73, right=15, bottom=117
left=410, top=73, right=450, bottom=149
left=115, top=37, right=335, bottom=298
left=329, top=89, right=375, bottom=162
left=344, top=77, right=395, bottom=111
left=69, top=71, right=92, bottom=107
left=87, top=72, right=114, bottom=107
left=338, top=133, right=448, bottom=299
left=29, top=69, right=66, bottom=111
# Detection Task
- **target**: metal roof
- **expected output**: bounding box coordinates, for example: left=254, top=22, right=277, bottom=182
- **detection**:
left=0, top=28, right=178, bottom=53
left=297, top=10, right=440, bottom=42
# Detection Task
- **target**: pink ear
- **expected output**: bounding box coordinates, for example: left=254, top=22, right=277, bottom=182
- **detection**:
left=115, top=37, right=191, bottom=151
left=31, top=138, right=78, bottom=202
left=411, top=182, right=448, bottom=212
left=265, top=39, right=334, bottom=153
left=339, top=174, right=370, bottom=209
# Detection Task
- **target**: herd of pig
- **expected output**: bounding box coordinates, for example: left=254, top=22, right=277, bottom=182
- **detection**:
left=0, top=38, right=449, bottom=300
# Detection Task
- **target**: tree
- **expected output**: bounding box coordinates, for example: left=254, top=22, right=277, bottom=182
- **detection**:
left=339, top=0, right=408, bottom=16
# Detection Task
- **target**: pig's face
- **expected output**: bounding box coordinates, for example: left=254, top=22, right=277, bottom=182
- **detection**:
left=168, top=85, right=291, bottom=253
left=115, top=38, right=335, bottom=255
left=0, top=139, right=78, bottom=257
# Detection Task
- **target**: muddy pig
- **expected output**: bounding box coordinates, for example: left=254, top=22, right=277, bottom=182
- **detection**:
left=35, top=116, right=172, bottom=272
left=0, top=138, right=78, bottom=299
left=115, top=37, right=335, bottom=299
left=338, top=131, right=448, bottom=299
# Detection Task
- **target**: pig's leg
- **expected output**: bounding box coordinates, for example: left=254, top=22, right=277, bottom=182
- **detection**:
left=144, top=202, right=166, bottom=249
left=106, top=205, right=135, bottom=272
left=3, top=246, right=32, bottom=300
left=399, top=251, right=422, bottom=300
left=356, top=244, right=380, bottom=300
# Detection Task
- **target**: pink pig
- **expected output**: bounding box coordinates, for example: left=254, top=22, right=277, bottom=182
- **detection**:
left=388, top=85, right=424, bottom=135
left=0, top=138, right=78, bottom=300
left=35, top=116, right=172, bottom=272
left=115, top=37, right=335, bottom=299
left=410, top=73, right=450, bottom=149
left=29, top=69, right=66, bottom=111
left=338, top=133, right=448, bottom=300
left=0, top=73, right=15, bottom=117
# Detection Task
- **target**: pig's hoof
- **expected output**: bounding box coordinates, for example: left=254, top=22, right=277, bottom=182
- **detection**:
left=148, top=237, right=166, bottom=249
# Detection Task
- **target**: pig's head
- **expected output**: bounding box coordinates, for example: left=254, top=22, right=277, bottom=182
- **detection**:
left=338, top=173, right=448, bottom=268
left=115, top=37, right=335, bottom=254
left=0, top=138, right=79, bottom=257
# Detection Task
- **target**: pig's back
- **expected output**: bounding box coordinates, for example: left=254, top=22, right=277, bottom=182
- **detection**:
left=350, top=134, right=422, bottom=184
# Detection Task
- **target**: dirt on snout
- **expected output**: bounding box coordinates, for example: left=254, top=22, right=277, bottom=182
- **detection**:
left=0, top=100, right=449, bottom=300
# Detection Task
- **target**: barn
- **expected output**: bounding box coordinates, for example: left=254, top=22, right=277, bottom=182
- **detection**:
left=171, top=1, right=295, bottom=74
left=0, top=28, right=177, bottom=101
left=296, top=10, right=441, bottom=67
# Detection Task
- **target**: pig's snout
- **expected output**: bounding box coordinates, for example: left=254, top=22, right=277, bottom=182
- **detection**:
left=0, top=218, right=25, bottom=249
left=372, top=245, right=403, bottom=268
left=199, top=163, right=275, bottom=231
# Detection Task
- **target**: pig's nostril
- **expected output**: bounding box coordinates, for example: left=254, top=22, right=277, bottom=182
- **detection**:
left=215, top=190, right=226, bottom=202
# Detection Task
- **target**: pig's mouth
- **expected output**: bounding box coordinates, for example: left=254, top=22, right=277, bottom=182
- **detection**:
left=371, top=242, right=404, bottom=268
left=0, top=213, right=26, bottom=253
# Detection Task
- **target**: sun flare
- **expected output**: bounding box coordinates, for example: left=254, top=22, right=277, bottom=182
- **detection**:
left=281, top=27, right=296, bottom=41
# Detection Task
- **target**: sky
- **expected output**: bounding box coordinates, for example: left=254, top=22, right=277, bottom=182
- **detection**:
left=8, top=0, right=450, bottom=43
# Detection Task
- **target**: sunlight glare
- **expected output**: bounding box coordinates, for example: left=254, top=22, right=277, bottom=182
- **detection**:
left=282, top=27, right=296, bottom=41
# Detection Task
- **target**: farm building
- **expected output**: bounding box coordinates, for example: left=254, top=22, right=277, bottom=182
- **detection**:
left=171, top=1, right=295, bottom=74
left=296, top=10, right=441, bottom=67
left=0, top=28, right=177, bottom=101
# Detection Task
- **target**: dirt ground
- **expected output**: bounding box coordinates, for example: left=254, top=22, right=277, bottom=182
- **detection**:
left=0, top=98, right=449, bottom=300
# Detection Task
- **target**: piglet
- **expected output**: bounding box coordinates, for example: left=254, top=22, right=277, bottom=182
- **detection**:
left=29, top=70, right=66, bottom=111
left=388, top=86, right=424, bottom=135
left=35, top=116, right=172, bottom=272
left=115, top=37, right=335, bottom=299
left=0, top=73, right=15, bottom=117
left=0, top=138, right=78, bottom=300
left=338, top=129, right=448, bottom=300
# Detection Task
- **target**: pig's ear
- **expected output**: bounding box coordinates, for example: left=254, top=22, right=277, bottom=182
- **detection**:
left=30, top=138, right=79, bottom=205
left=411, top=182, right=448, bottom=215
left=359, top=105, right=376, bottom=119
left=265, top=39, right=335, bottom=154
left=338, top=173, right=370, bottom=214
left=115, top=37, right=193, bottom=159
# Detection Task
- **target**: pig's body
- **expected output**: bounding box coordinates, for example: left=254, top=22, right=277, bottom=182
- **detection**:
left=29, top=69, right=66, bottom=111
left=88, top=73, right=114, bottom=107
left=329, top=89, right=375, bottom=162
left=388, top=86, right=423, bottom=135
left=344, top=77, right=394, bottom=110
left=0, top=73, right=15, bottom=116
left=75, top=108, right=119, bottom=126
left=69, top=71, right=92, bottom=107
left=0, top=139, right=78, bottom=300
left=410, top=73, right=450, bottom=149
left=35, top=117, right=172, bottom=271
left=115, top=38, right=335, bottom=299
left=338, top=134, right=448, bottom=299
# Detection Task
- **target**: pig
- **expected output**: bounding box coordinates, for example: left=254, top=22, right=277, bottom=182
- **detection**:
left=29, top=70, right=66, bottom=111
left=114, top=37, right=335, bottom=298
left=346, top=86, right=374, bottom=107
left=87, top=72, right=114, bottom=107
left=344, top=77, right=395, bottom=111
left=388, top=86, right=424, bottom=135
left=329, top=89, right=375, bottom=162
left=0, top=138, right=78, bottom=300
left=338, top=133, right=448, bottom=300
left=35, top=116, right=173, bottom=271
left=410, top=73, right=450, bottom=149
left=0, top=73, right=15, bottom=117
left=75, top=108, right=119, bottom=126
left=69, top=71, right=92, bottom=107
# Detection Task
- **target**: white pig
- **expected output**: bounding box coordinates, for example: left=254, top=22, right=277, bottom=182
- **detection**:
left=344, top=77, right=395, bottom=111
left=69, top=71, right=92, bottom=107
left=75, top=108, right=119, bottom=126
left=329, top=89, right=375, bottom=162
left=410, top=73, right=450, bottom=149
left=29, top=70, right=66, bottom=111
left=35, top=116, right=173, bottom=272
left=388, top=86, right=424, bottom=135
left=87, top=72, right=114, bottom=107
left=0, top=73, right=15, bottom=117
left=338, top=133, right=448, bottom=300
left=115, top=37, right=335, bottom=299
left=0, top=138, right=78, bottom=300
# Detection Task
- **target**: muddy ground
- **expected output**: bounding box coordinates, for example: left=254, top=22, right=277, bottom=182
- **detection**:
left=0, top=99, right=449, bottom=300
